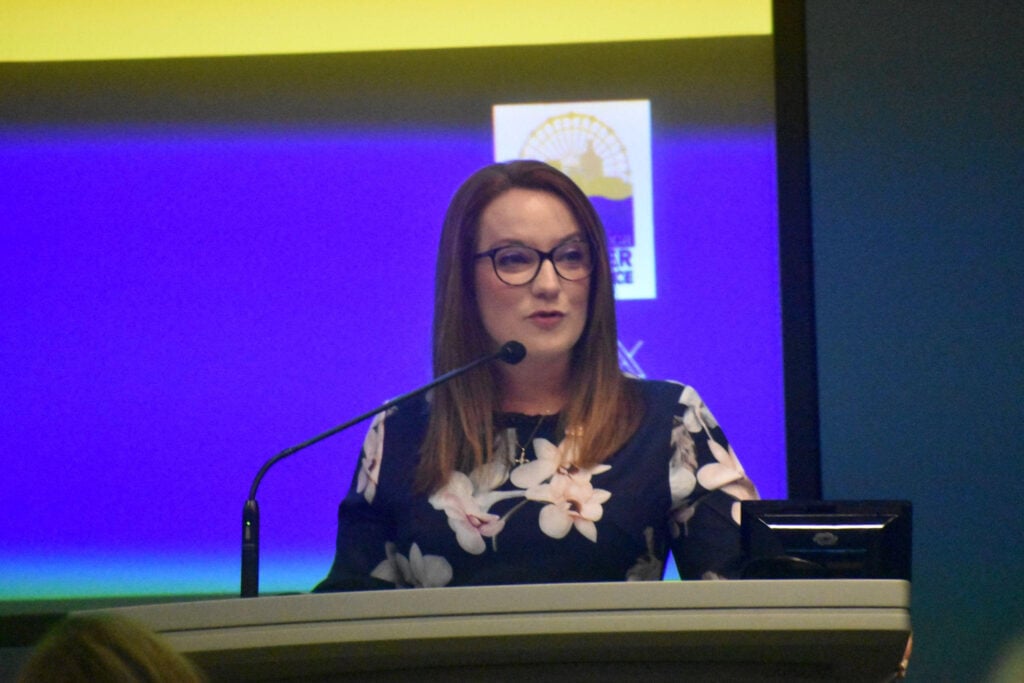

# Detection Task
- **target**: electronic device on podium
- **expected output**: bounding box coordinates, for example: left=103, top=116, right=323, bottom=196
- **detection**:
left=740, top=499, right=912, bottom=580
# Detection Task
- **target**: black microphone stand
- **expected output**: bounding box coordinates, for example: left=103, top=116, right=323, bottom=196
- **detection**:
left=241, top=341, right=525, bottom=597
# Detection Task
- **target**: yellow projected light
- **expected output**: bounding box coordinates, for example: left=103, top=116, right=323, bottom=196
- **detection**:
left=3, top=1, right=771, bottom=62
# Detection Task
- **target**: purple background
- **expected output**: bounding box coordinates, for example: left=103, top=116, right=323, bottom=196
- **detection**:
left=1, top=113, right=781, bottom=596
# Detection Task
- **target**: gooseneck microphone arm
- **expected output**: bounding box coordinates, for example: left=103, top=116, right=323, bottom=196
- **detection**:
left=241, top=340, right=526, bottom=597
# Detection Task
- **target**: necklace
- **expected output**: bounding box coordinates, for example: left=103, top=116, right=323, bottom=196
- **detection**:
left=513, top=415, right=547, bottom=466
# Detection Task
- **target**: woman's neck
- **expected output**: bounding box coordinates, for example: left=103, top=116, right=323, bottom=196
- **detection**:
left=498, top=356, right=570, bottom=415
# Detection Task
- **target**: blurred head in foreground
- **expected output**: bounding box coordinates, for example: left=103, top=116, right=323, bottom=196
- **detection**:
left=17, top=613, right=205, bottom=683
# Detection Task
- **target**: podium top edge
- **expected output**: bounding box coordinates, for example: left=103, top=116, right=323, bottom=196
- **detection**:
left=73, top=579, right=910, bottom=632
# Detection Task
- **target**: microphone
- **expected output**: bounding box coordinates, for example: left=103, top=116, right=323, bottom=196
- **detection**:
left=496, top=339, right=526, bottom=364
left=241, top=340, right=526, bottom=597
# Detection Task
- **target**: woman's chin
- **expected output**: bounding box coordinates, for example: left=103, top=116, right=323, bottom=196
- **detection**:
left=515, top=341, right=575, bottom=366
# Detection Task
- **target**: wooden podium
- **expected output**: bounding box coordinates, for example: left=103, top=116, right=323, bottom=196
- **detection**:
left=81, top=580, right=911, bottom=682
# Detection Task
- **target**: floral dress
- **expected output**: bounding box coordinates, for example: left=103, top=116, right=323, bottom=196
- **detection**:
left=314, top=379, right=758, bottom=591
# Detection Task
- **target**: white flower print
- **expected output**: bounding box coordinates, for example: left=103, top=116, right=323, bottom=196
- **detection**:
left=371, top=542, right=452, bottom=588
left=511, top=437, right=612, bottom=543
left=677, top=384, right=720, bottom=434
left=468, top=457, right=510, bottom=496
left=696, top=440, right=758, bottom=519
left=625, top=527, right=664, bottom=581
left=670, top=385, right=759, bottom=536
left=533, top=471, right=611, bottom=542
left=669, top=418, right=698, bottom=504
left=357, top=409, right=392, bottom=503
left=510, top=437, right=570, bottom=489
left=429, top=470, right=523, bottom=555
left=673, top=503, right=697, bottom=527
left=696, top=461, right=743, bottom=490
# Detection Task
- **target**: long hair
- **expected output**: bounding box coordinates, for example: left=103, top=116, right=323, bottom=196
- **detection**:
left=417, top=160, right=642, bottom=493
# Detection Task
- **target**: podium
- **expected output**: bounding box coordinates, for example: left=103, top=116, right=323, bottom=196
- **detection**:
left=81, top=580, right=911, bottom=682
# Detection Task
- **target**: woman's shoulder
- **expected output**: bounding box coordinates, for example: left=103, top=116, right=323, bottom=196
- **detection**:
left=368, top=392, right=431, bottom=443
left=623, top=377, right=720, bottom=426
left=625, top=376, right=694, bottom=404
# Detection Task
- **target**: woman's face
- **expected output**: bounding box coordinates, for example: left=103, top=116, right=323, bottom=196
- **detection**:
left=473, top=188, right=590, bottom=366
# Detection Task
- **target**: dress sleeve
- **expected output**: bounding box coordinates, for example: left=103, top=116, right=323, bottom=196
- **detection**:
left=667, top=384, right=759, bottom=579
left=313, top=410, right=397, bottom=592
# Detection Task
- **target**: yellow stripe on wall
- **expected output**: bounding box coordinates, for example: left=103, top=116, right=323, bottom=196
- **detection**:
left=2, top=1, right=771, bottom=63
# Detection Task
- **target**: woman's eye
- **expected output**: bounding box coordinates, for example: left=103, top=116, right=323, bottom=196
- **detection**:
left=559, top=249, right=583, bottom=263
left=496, top=249, right=534, bottom=269
left=556, top=243, right=589, bottom=264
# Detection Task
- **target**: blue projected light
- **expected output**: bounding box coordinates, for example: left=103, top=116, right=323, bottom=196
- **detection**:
left=1, top=129, right=488, bottom=596
left=1, top=38, right=785, bottom=598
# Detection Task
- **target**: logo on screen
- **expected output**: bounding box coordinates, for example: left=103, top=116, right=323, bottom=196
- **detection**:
left=493, top=100, right=655, bottom=300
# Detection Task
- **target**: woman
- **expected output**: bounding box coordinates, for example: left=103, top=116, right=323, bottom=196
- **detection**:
left=315, top=160, right=757, bottom=591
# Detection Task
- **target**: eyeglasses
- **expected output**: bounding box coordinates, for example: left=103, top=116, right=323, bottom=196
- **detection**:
left=474, top=238, right=594, bottom=286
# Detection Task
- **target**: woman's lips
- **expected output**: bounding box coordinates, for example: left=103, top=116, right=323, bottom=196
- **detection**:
left=528, top=311, right=564, bottom=329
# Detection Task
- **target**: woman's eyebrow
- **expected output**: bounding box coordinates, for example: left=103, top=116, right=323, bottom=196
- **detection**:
left=485, top=232, right=584, bottom=249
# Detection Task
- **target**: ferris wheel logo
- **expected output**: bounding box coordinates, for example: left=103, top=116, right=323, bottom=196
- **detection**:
left=519, top=112, right=633, bottom=203
left=493, top=99, right=655, bottom=301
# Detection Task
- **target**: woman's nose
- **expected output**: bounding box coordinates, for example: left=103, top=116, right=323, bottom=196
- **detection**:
left=530, top=258, right=561, bottom=295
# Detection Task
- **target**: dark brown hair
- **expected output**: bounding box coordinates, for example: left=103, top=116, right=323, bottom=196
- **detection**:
left=417, top=160, right=642, bottom=492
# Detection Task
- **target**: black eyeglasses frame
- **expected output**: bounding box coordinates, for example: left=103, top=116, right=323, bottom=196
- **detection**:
left=473, top=238, right=594, bottom=286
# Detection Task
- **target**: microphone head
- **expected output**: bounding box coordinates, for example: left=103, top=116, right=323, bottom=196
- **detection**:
left=497, top=341, right=527, bottom=365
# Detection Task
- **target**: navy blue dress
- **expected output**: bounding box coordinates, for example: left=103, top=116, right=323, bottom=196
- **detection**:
left=315, top=378, right=758, bottom=592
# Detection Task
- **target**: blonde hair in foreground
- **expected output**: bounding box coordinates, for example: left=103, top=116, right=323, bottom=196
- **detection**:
left=17, top=614, right=205, bottom=683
